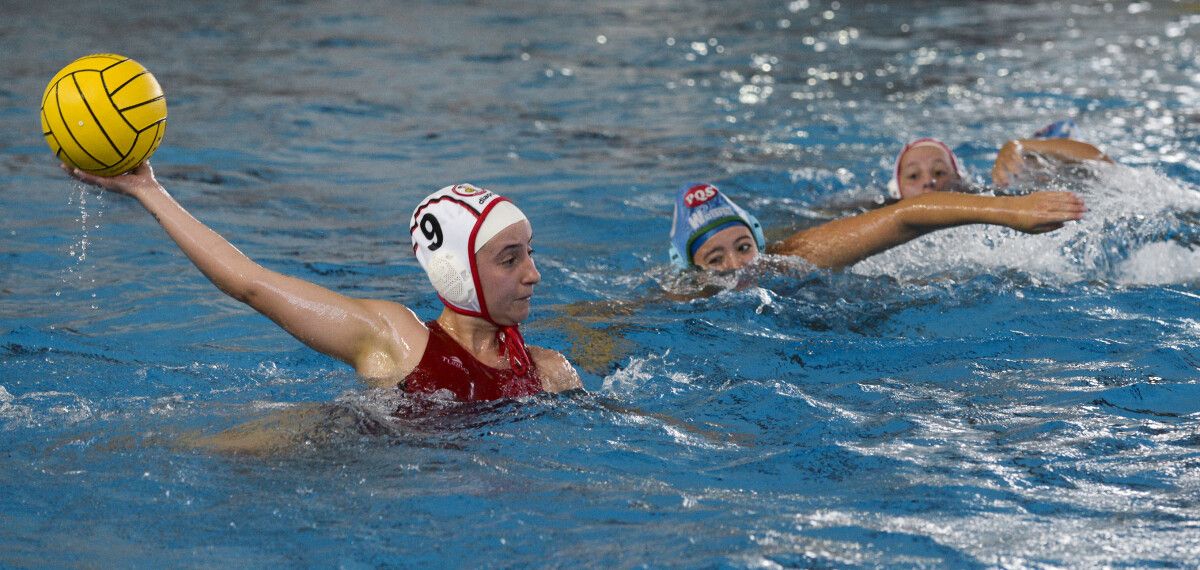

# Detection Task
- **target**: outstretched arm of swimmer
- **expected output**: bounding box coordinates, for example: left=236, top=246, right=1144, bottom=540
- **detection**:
left=993, top=138, right=1112, bottom=187
left=770, top=191, right=1086, bottom=269
left=64, top=163, right=425, bottom=387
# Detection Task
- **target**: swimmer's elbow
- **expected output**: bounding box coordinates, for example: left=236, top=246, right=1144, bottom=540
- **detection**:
left=213, top=265, right=277, bottom=306
left=223, top=274, right=280, bottom=314
left=217, top=273, right=258, bottom=305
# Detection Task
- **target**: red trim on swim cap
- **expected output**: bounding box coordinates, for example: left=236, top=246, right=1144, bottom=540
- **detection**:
left=466, top=196, right=531, bottom=376
left=438, top=295, right=484, bottom=319
left=894, top=138, right=961, bottom=189
left=466, top=197, right=511, bottom=324
left=498, top=325, right=531, bottom=377
left=410, top=195, right=481, bottom=235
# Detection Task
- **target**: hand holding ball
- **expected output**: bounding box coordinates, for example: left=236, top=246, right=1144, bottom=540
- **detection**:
left=41, top=54, right=167, bottom=176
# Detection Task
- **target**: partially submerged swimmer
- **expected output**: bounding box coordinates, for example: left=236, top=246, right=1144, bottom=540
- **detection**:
left=670, top=182, right=1086, bottom=271
left=405, top=184, right=583, bottom=399
left=889, top=121, right=1112, bottom=200
left=64, top=164, right=582, bottom=402
left=991, top=120, right=1113, bottom=188
left=887, top=138, right=971, bottom=199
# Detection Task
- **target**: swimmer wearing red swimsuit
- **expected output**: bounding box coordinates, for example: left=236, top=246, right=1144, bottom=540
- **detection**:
left=402, top=320, right=543, bottom=401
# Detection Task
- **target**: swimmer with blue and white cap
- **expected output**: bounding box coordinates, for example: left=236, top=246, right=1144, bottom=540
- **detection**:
left=671, top=180, right=1088, bottom=272
left=669, top=183, right=766, bottom=270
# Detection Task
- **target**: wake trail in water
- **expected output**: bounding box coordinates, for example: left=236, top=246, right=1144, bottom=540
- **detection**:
left=852, top=164, right=1200, bottom=285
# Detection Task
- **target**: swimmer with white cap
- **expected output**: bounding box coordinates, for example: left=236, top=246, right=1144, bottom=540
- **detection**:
left=64, top=164, right=582, bottom=402
left=887, top=138, right=971, bottom=200
left=889, top=123, right=1111, bottom=198
left=671, top=181, right=1086, bottom=271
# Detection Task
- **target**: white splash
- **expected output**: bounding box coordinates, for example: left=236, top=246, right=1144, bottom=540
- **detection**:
left=602, top=350, right=697, bottom=396
left=1116, top=242, right=1200, bottom=286
left=851, top=164, right=1200, bottom=285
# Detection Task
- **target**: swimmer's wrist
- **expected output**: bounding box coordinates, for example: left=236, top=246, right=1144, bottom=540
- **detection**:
left=994, top=195, right=1024, bottom=227
left=129, top=181, right=168, bottom=203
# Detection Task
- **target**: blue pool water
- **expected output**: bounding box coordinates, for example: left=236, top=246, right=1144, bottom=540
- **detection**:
left=3, top=0, right=1200, bottom=567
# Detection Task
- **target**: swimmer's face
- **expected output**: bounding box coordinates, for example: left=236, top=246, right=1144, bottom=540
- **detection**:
left=476, top=220, right=540, bottom=326
left=898, top=145, right=961, bottom=198
left=691, top=225, right=759, bottom=272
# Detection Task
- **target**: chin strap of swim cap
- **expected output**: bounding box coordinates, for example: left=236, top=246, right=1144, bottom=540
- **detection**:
left=888, top=138, right=968, bottom=199
left=669, top=183, right=766, bottom=269
left=411, top=183, right=534, bottom=374
left=498, top=325, right=530, bottom=376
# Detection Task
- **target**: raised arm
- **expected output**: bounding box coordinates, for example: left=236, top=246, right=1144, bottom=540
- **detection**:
left=770, top=191, right=1085, bottom=269
left=993, top=138, right=1112, bottom=187
left=64, top=163, right=426, bottom=387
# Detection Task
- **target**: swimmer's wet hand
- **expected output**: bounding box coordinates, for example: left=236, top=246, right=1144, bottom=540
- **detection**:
left=1003, top=191, right=1087, bottom=234
left=61, top=161, right=161, bottom=198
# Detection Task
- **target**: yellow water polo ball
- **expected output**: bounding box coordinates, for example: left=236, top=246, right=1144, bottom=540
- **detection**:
left=41, top=54, right=167, bottom=176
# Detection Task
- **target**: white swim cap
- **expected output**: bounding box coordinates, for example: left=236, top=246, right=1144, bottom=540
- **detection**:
left=887, top=138, right=968, bottom=199
left=410, top=184, right=529, bottom=319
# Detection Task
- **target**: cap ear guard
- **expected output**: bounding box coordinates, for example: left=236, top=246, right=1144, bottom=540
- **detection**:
left=668, top=243, right=688, bottom=269
left=743, top=210, right=767, bottom=253
left=427, top=250, right=473, bottom=305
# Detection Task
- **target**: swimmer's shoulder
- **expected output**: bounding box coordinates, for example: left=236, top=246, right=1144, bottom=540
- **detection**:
left=351, top=299, right=431, bottom=389
left=528, top=345, right=583, bottom=393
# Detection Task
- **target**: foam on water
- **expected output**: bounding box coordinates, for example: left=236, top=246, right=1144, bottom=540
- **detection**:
left=852, top=164, right=1200, bottom=285
left=1118, top=241, right=1200, bottom=285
